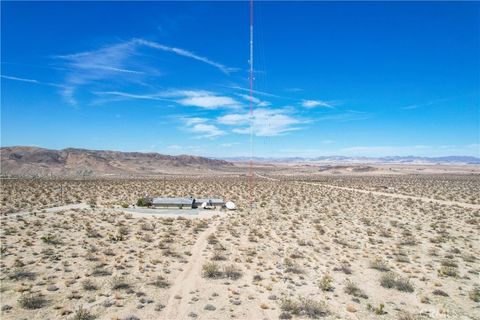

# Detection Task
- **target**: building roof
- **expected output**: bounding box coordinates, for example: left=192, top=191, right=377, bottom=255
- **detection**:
left=195, top=198, right=224, bottom=204
left=152, top=197, right=194, bottom=205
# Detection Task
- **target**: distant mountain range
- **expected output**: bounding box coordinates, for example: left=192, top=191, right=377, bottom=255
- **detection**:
left=1, top=146, right=478, bottom=177
left=0, top=146, right=233, bottom=177
left=222, top=155, right=480, bottom=165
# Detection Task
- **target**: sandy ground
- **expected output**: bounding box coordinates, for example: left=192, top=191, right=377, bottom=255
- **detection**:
left=1, top=171, right=479, bottom=320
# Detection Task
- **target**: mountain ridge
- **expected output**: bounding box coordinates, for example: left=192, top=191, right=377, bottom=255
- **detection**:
left=0, top=146, right=233, bottom=176
left=221, top=155, right=480, bottom=164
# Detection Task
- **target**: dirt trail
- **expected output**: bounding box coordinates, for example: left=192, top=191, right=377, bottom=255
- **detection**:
left=3, top=203, right=89, bottom=218
left=162, top=220, right=219, bottom=319
left=255, top=173, right=480, bottom=210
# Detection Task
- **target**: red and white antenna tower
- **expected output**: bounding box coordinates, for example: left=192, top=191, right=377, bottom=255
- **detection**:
left=248, top=0, right=254, bottom=207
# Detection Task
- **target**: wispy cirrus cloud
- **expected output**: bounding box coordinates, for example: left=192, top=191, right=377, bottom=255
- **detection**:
left=55, top=38, right=236, bottom=105
left=95, top=89, right=241, bottom=110
left=315, top=110, right=370, bottom=122
left=226, top=85, right=281, bottom=98
left=93, top=91, right=171, bottom=102
left=218, top=108, right=303, bottom=136
left=134, top=39, right=236, bottom=74
left=235, top=93, right=271, bottom=107
left=1, top=74, right=40, bottom=84
left=1, top=74, right=65, bottom=88
left=301, top=99, right=334, bottom=108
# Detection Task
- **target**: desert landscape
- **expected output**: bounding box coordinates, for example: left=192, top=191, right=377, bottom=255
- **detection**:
left=2, top=1, right=479, bottom=319
left=1, top=151, right=479, bottom=320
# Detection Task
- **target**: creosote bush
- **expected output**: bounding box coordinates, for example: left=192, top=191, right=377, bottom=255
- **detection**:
left=18, top=294, right=47, bottom=309
left=380, top=272, right=414, bottom=292
left=280, top=297, right=329, bottom=318
left=202, top=262, right=222, bottom=278
left=150, top=276, right=170, bottom=288
left=72, top=306, right=97, bottom=320
left=318, top=274, right=334, bottom=292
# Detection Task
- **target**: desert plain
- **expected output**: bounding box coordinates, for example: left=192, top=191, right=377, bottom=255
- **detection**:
left=1, top=164, right=479, bottom=320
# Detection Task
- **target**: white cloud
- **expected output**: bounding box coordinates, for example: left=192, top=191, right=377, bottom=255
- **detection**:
left=190, top=123, right=225, bottom=138
left=301, top=99, right=333, bottom=108
left=169, top=90, right=240, bottom=109
left=1, top=75, right=40, bottom=84
left=135, top=39, right=236, bottom=74
left=218, top=108, right=302, bottom=136
left=55, top=41, right=141, bottom=104
left=316, top=110, right=370, bottom=122
left=94, top=89, right=240, bottom=109
left=182, top=117, right=226, bottom=139
left=177, top=95, right=238, bottom=109
left=227, top=85, right=281, bottom=98
left=235, top=93, right=271, bottom=107
left=1, top=74, right=66, bottom=88
left=94, top=91, right=170, bottom=101
left=55, top=38, right=235, bottom=104
left=184, top=117, right=207, bottom=126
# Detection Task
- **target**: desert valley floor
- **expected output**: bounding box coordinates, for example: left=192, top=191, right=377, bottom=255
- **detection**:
left=1, top=169, right=479, bottom=320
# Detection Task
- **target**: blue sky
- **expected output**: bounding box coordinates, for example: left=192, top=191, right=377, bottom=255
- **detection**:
left=1, top=1, right=479, bottom=157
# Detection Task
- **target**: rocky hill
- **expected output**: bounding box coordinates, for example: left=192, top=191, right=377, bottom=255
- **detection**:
left=0, top=146, right=233, bottom=177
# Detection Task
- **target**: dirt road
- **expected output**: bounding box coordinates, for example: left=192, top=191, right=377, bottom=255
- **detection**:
left=162, top=220, right=219, bottom=319
left=254, top=173, right=480, bottom=210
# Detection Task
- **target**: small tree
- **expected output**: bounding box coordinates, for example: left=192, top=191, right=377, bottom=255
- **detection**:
left=137, top=197, right=151, bottom=207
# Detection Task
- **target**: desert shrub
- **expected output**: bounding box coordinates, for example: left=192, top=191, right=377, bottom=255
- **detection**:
left=9, top=268, right=36, bottom=281
left=108, top=233, right=124, bottom=242
left=202, top=262, right=222, bottom=278
left=280, top=299, right=301, bottom=315
left=318, top=274, right=334, bottom=292
left=280, top=297, right=329, bottom=318
left=117, top=226, right=129, bottom=236
left=344, top=280, right=368, bottom=299
left=395, top=255, right=410, bottom=263
left=380, top=273, right=414, bottom=292
left=469, top=287, right=480, bottom=302
left=149, top=276, right=170, bottom=288
left=141, top=222, right=155, bottom=231
left=440, top=259, right=458, bottom=268
left=211, top=250, right=226, bottom=261
left=339, top=263, right=352, bottom=274
left=85, top=226, right=102, bottom=238
left=399, top=236, right=417, bottom=246
left=41, top=234, right=62, bottom=245
left=380, top=272, right=397, bottom=289
left=370, top=258, right=390, bottom=272
left=284, top=258, right=304, bottom=274
left=300, top=297, right=329, bottom=318
left=111, top=276, right=131, bottom=290
left=18, top=294, right=46, bottom=309
left=72, top=306, right=96, bottom=320
left=136, top=198, right=151, bottom=207
left=121, top=203, right=129, bottom=208
left=396, top=311, right=416, bottom=320
left=367, top=303, right=386, bottom=315
left=207, top=234, right=218, bottom=245
left=91, top=264, right=112, bottom=277
left=82, top=279, right=98, bottom=291
left=438, top=266, right=458, bottom=277
left=432, top=289, right=449, bottom=296
left=223, top=265, right=242, bottom=280
left=395, top=277, right=414, bottom=292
